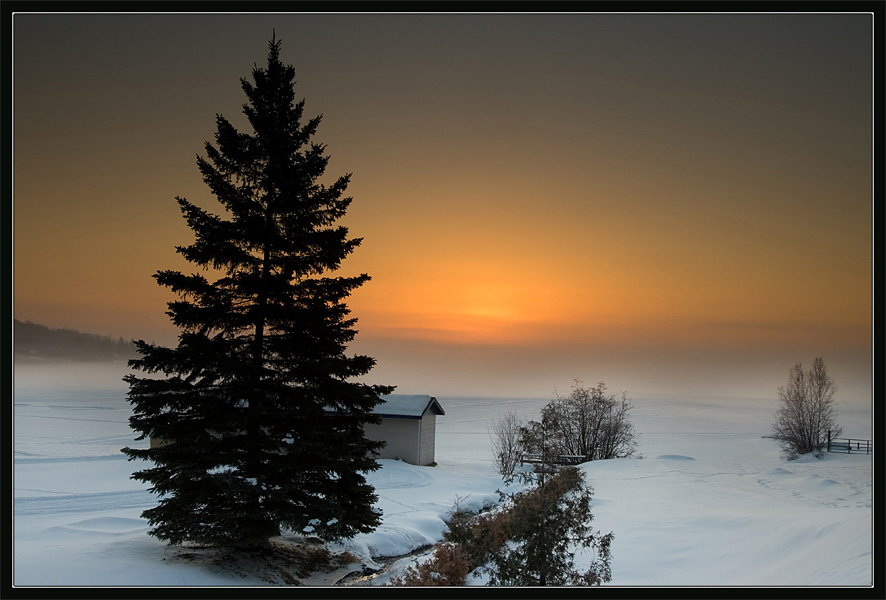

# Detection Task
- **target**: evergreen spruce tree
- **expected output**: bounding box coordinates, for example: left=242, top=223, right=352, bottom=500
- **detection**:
left=485, top=467, right=613, bottom=586
left=519, top=409, right=566, bottom=485
left=441, top=467, right=613, bottom=587
left=122, top=36, right=393, bottom=549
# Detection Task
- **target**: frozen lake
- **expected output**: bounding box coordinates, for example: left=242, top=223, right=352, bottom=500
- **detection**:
left=12, top=361, right=874, bottom=588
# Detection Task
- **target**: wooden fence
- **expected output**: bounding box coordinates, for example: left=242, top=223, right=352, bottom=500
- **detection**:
left=520, top=453, right=587, bottom=466
left=827, top=431, right=871, bottom=455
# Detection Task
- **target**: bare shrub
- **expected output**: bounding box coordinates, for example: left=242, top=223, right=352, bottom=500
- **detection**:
left=489, top=411, right=523, bottom=482
left=391, top=543, right=471, bottom=586
left=771, top=357, right=841, bottom=459
left=545, top=381, right=638, bottom=461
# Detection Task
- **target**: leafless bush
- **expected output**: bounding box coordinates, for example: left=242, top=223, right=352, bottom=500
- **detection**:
left=544, top=381, right=638, bottom=461
left=489, top=410, right=523, bottom=482
left=390, top=543, right=471, bottom=586
left=771, top=357, right=841, bottom=459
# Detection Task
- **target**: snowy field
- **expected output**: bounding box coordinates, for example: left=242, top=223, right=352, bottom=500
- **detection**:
left=12, top=362, right=874, bottom=589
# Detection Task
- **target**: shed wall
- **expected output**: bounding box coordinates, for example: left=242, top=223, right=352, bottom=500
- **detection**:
left=419, top=414, right=437, bottom=466
left=364, top=418, right=420, bottom=465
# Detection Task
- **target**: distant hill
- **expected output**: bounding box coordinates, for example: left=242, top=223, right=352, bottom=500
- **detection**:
left=14, top=320, right=139, bottom=362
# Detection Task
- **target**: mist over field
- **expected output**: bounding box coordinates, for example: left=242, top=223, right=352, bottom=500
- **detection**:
left=13, top=361, right=873, bottom=588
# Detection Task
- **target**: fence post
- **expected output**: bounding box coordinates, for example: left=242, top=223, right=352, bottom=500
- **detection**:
left=827, top=430, right=831, bottom=453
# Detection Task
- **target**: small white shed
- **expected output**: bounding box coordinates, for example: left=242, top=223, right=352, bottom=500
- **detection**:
left=364, top=395, right=445, bottom=466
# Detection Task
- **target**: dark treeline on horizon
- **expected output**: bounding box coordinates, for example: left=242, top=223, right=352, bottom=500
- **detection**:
left=13, top=319, right=139, bottom=362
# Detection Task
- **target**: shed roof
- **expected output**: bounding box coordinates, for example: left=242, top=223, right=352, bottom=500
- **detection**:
left=373, top=395, right=445, bottom=419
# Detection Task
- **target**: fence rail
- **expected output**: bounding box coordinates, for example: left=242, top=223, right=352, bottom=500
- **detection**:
left=520, top=453, right=587, bottom=466
left=827, top=431, right=871, bottom=455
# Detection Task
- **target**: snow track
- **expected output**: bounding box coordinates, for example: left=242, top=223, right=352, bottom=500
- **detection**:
left=15, top=489, right=154, bottom=516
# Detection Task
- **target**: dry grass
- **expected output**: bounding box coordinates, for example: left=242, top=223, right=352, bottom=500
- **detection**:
left=170, top=537, right=361, bottom=585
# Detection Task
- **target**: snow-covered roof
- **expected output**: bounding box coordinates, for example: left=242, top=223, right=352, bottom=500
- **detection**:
left=373, top=394, right=444, bottom=419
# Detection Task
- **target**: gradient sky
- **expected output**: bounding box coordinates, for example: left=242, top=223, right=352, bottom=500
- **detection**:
left=12, top=11, right=874, bottom=400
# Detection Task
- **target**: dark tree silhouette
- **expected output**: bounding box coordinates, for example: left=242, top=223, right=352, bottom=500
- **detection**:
left=14, top=319, right=137, bottom=362
left=122, top=36, right=393, bottom=549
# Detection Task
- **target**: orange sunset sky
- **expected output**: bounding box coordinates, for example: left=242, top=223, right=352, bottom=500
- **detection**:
left=12, top=11, right=875, bottom=400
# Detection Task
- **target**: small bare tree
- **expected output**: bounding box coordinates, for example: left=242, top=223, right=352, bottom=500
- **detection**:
left=489, top=411, right=523, bottom=482
left=545, top=381, right=638, bottom=461
left=771, top=357, right=841, bottom=459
